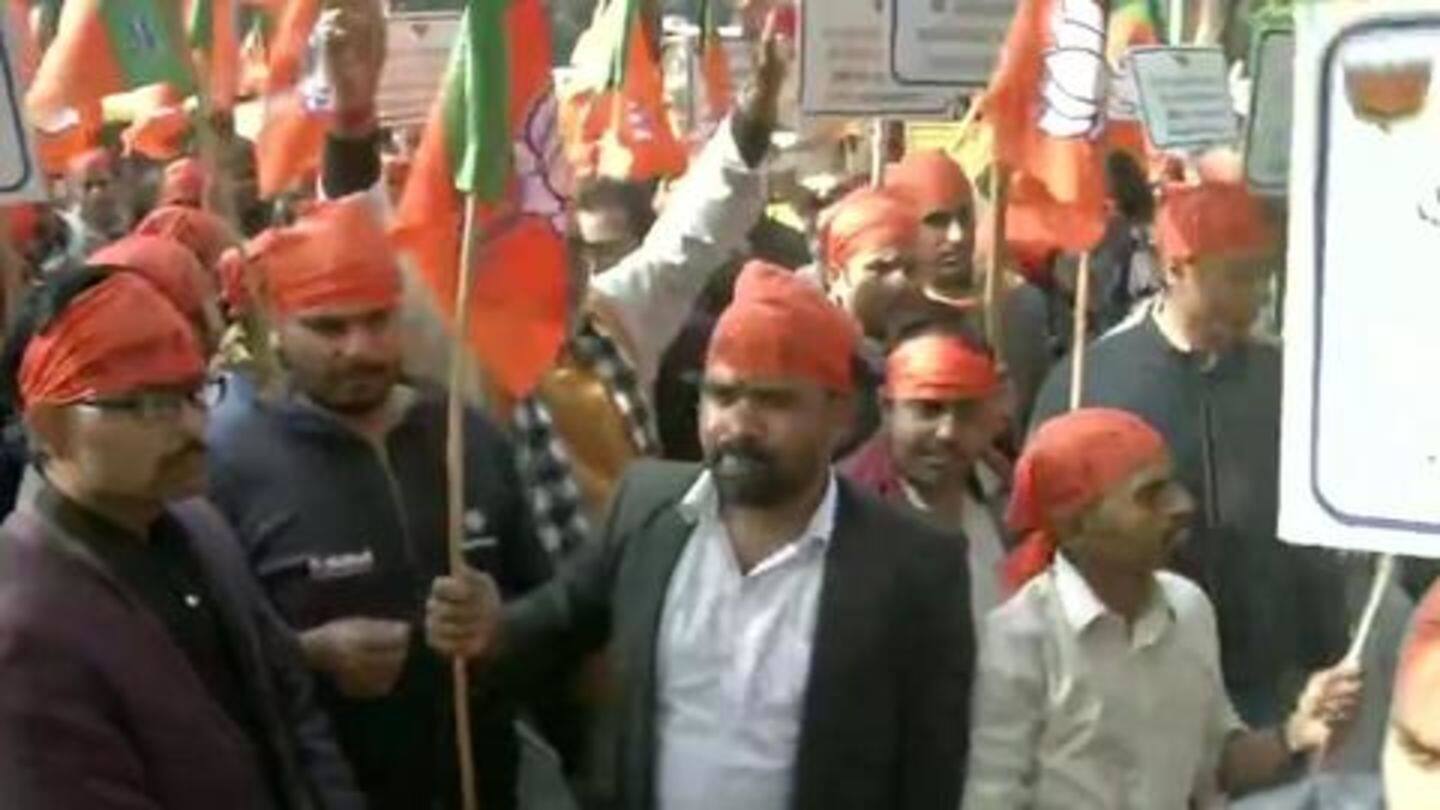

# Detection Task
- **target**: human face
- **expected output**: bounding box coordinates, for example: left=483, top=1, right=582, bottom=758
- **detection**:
left=36, top=381, right=212, bottom=504
left=1165, top=254, right=1274, bottom=353
left=1384, top=646, right=1440, bottom=808
left=574, top=205, right=641, bottom=277
left=885, top=395, right=995, bottom=495
left=277, top=304, right=402, bottom=415
left=916, top=202, right=977, bottom=294
left=1065, top=459, right=1195, bottom=575
left=833, top=247, right=922, bottom=339
left=699, top=365, right=851, bottom=509
left=73, top=162, right=124, bottom=236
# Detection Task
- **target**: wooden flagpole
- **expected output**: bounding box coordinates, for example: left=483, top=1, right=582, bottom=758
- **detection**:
left=870, top=117, right=886, bottom=187
left=985, top=168, right=1009, bottom=367
left=445, top=194, right=483, bottom=810
left=1067, top=252, right=1092, bottom=411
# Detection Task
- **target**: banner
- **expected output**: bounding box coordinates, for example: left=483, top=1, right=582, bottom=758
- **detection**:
left=1130, top=45, right=1236, bottom=150
left=889, top=0, right=1016, bottom=88
left=800, top=0, right=950, bottom=116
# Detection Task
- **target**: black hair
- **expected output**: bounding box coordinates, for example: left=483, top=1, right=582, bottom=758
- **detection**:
left=574, top=176, right=657, bottom=239
left=1106, top=150, right=1156, bottom=224
left=883, top=296, right=990, bottom=356
left=0, top=267, right=111, bottom=413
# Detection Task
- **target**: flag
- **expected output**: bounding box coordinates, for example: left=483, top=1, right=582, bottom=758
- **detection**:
left=696, top=0, right=731, bottom=139
left=253, top=0, right=326, bottom=196
left=979, top=0, right=1110, bottom=252
left=26, top=0, right=193, bottom=129
left=392, top=0, right=573, bottom=399
left=563, top=0, right=686, bottom=181
left=119, top=83, right=191, bottom=159
left=187, top=0, right=240, bottom=110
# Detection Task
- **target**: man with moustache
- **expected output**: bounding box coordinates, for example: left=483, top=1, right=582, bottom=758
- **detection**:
left=424, top=260, right=974, bottom=810
left=0, top=268, right=361, bottom=808
left=205, top=196, right=553, bottom=810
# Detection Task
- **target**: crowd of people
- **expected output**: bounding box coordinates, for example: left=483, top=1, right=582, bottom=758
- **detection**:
left=0, top=1, right=1438, bottom=809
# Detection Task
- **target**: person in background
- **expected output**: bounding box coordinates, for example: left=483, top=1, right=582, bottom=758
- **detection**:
left=158, top=157, right=210, bottom=209
left=884, top=149, right=978, bottom=302
left=1028, top=181, right=1348, bottom=725
left=966, top=408, right=1361, bottom=808
left=818, top=185, right=925, bottom=344
left=842, top=328, right=1011, bottom=622
left=1385, top=580, right=1440, bottom=807
left=87, top=234, right=225, bottom=354
left=0, top=268, right=362, bottom=809
left=571, top=176, right=657, bottom=278
left=426, top=260, right=973, bottom=810
left=60, top=148, right=129, bottom=258
left=134, top=203, right=241, bottom=282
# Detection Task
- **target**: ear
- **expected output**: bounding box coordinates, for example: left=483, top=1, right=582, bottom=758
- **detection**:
left=825, top=390, right=858, bottom=450
left=24, top=405, right=70, bottom=461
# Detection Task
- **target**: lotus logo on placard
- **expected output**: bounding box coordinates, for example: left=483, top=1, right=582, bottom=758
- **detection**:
left=1039, top=0, right=1107, bottom=140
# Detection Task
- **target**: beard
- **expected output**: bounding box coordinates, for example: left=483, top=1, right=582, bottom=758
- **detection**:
left=706, top=440, right=809, bottom=509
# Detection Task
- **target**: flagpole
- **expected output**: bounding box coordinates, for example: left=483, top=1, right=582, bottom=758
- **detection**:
left=984, top=167, right=1009, bottom=368
left=446, top=193, right=483, bottom=810
left=870, top=117, right=886, bottom=187
left=1067, top=252, right=1091, bottom=411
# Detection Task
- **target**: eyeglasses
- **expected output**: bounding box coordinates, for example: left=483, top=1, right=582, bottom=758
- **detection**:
left=75, top=379, right=224, bottom=421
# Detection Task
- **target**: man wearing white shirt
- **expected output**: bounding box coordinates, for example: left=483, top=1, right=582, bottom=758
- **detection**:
left=966, top=408, right=1362, bottom=809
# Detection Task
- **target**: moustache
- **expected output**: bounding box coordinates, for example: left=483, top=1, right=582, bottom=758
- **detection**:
left=708, top=441, right=778, bottom=473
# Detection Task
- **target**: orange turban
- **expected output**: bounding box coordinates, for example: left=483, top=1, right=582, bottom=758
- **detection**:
left=159, top=158, right=208, bottom=208
left=885, top=334, right=1000, bottom=402
left=89, top=235, right=212, bottom=326
left=708, top=260, right=860, bottom=392
left=66, top=148, right=112, bottom=180
left=246, top=194, right=402, bottom=317
left=3, top=204, right=41, bottom=248
left=1004, top=409, right=1168, bottom=592
left=134, top=205, right=235, bottom=272
left=18, top=272, right=205, bottom=410
left=819, top=187, right=919, bottom=277
left=1156, top=182, right=1273, bottom=265
left=885, top=149, right=973, bottom=216
left=1396, top=581, right=1440, bottom=731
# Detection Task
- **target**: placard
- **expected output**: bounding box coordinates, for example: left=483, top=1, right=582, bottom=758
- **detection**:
left=377, top=11, right=460, bottom=128
left=1130, top=45, right=1237, bottom=150
left=800, top=0, right=951, bottom=117
left=1280, top=0, right=1440, bottom=557
left=1244, top=28, right=1295, bottom=196
left=0, top=15, right=43, bottom=203
left=889, top=0, right=1016, bottom=88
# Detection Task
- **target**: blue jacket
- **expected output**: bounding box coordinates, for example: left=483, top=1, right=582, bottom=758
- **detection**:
left=207, top=375, right=553, bottom=810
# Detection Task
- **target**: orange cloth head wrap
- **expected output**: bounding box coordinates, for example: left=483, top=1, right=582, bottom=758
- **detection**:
left=708, top=260, right=859, bottom=392
left=884, top=149, right=973, bottom=216
left=134, top=205, right=235, bottom=271
left=18, top=272, right=205, bottom=410
left=885, top=333, right=1000, bottom=402
left=1004, top=408, right=1168, bottom=592
left=89, top=235, right=212, bottom=326
left=1156, top=182, right=1273, bottom=265
left=819, top=187, right=919, bottom=278
left=246, top=194, right=402, bottom=317
left=159, top=157, right=208, bottom=208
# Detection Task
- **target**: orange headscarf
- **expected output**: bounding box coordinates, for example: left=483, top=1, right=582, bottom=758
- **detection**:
left=18, top=272, right=205, bottom=410
left=885, top=149, right=973, bottom=216
left=819, top=187, right=920, bottom=278
left=89, top=235, right=213, bottom=327
left=885, top=333, right=1000, bottom=402
left=134, top=205, right=235, bottom=272
left=246, top=194, right=402, bottom=317
left=1156, top=181, right=1273, bottom=265
left=158, top=157, right=208, bottom=208
left=708, top=260, right=860, bottom=393
left=1004, top=408, right=1168, bottom=592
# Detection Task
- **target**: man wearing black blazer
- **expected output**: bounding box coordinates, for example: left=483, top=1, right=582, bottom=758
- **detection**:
left=428, top=262, right=974, bottom=810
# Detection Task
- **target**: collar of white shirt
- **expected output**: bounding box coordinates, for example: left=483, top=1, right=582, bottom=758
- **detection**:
left=678, top=469, right=839, bottom=570
left=1051, top=553, right=1177, bottom=649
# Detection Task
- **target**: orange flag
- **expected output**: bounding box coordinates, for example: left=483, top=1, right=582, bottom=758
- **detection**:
left=696, top=0, right=731, bottom=139
left=254, top=0, right=327, bottom=197
left=980, top=0, right=1110, bottom=252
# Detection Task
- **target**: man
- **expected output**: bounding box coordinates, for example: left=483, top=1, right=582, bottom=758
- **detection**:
left=88, top=233, right=226, bottom=353
left=134, top=202, right=239, bottom=277
left=158, top=156, right=209, bottom=209
left=572, top=176, right=657, bottom=278
left=818, top=185, right=924, bottom=342
left=206, top=196, right=554, bottom=810
left=966, top=408, right=1361, bottom=808
left=61, top=148, right=129, bottom=256
left=1029, top=181, right=1348, bottom=724
left=884, top=149, right=978, bottom=301
left=1385, top=581, right=1440, bottom=807
left=842, top=328, right=1011, bottom=621
left=0, top=268, right=361, bottom=808
left=426, top=261, right=974, bottom=810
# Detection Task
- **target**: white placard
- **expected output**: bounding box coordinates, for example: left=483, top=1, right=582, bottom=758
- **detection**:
left=1244, top=28, right=1294, bottom=196
left=889, top=0, right=1016, bottom=88
left=800, top=0, right=951, bottom=117
left=377, top=12, right=460, bottom=128
left=1130, top=45, right=1237, bottom=150
left=1281, top=1, right=1440, bottom=557
left=0, top=16, right=43, bottom=203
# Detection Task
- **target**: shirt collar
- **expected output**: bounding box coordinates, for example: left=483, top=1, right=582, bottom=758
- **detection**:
left=1052, top=553, right=1175, bottom=646
left=679, top=469, right=840, bottom=549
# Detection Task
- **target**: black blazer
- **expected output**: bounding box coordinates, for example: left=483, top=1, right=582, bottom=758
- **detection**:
left=500, top=460, right=974, bottom=810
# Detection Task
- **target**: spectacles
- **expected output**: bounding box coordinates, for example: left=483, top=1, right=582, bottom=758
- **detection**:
left=75, top=379, right=224, bottom=421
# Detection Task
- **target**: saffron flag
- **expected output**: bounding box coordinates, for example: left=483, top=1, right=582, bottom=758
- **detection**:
left=979, top=0, right=1110, bottom=252
left=254, top=0, right=326, bottom=196
left=187, top=0, right=240, bottom=110
left=391, top=0, right=573, bottom=399
left=696, top=0, right=731, bottom=141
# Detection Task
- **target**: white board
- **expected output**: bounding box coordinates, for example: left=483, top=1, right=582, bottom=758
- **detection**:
left=0, top=15, right=43, bottom=203
left=888, top=0, right=1016, bottom=88
left=800, top=0, right=952, bottom=117
left=377, top=12, right=460, bottom=128
left=1130, top=45, right=1237, bottom=150
left=1244, top=28, right=1295, bottom=196
left=1281, top=0, right=1440, bottom=558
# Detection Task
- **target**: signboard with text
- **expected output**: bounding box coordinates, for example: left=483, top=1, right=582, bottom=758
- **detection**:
left=1244, top=28, right=1295, bottom=196
left=1130, top=46, right=1237, bottom=150
left=889, top=0, right=1016, bottom=88
left=800, top=0, right=951, bottom=117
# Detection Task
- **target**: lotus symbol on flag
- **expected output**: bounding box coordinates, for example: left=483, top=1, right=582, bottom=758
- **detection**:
left=1345, top=60, right=1431, bottom=131
left=1039, top=0, right=1107, bottom=140
left=514, top=88, right=573, bottom=237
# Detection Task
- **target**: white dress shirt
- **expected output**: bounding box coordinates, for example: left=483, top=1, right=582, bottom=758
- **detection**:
left=964, top=554, right=1245, bottom=810
left=654, top=471, right=837, bottom=810
left=902, top=462, right=1007, bottom=626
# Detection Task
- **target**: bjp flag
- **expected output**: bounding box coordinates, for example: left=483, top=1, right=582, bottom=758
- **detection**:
left=979, top=0, right=1110, bottom=252
left=695, top=0, right=732, bottom=142
left=187, top=0, right=240, bottom=110
left=391, top=0, right=573, bottom=398
left=254, top=0, right=327, bottom=197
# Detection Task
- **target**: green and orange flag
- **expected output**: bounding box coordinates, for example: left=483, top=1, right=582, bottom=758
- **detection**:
left=392, top=0, right=573, bottom=399
left=186, top=0, right=240, bottom=110
left=253, top=0, right=326, bottom=196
